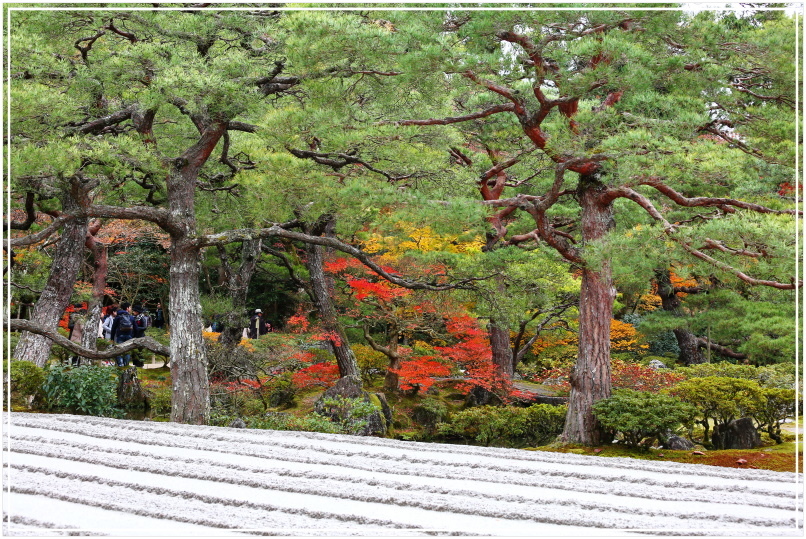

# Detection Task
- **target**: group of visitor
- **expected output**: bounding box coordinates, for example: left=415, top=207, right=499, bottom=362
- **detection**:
left=65, top=300, right=165, bottom=368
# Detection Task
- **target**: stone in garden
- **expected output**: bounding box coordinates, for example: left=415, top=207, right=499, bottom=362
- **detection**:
left=711, top=417, right=761, bottom=450
left=228, top=418, right=246, bottom=429
left=648, top=359, right=667, bottom=370
left=665, top=435, right=695, bottom=450
left=314, top=376, right=391, bottom=436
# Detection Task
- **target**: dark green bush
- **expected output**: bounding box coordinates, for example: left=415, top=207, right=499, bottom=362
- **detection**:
left=436, top=404, right=566, bottom=447
left=592, top=389, right=697, bottom=448
left=520, top=403, right=568, bottom=446
left=266, top=373, right=297, bottom=408
left=42, top=364, right=120, bottom=417
left=5, top=360, right=45, bottom=409
left=753, top=387, right=796, bottom=444
left=247, top=412, right=341, bottom=434
left=412, top=397, right=449, bottom=431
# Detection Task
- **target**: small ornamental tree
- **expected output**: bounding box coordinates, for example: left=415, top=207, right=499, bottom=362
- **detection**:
left=394, top=355, right=452, bottom=394
left=291, top=360, right=341, bottom=390
left=669, top=376, right=766, bottom=443
left=592, top=389, right=697, bottom=448
left=325, top=254, right=466, bottom=392
left=752, top=388, right=796, bottom=444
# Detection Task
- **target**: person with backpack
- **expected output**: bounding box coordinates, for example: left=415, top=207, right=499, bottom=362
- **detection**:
left=110, top=302, right=135, bottom=367
left=132, top=305, right=149, bottom=338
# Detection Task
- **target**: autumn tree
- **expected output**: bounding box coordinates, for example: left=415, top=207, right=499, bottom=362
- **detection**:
left=346, top=7, right=798, bottom=443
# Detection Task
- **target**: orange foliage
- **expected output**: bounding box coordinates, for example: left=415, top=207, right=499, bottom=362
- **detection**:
left=531, top=319, right=647, bottom=356
left=609, top=319, right=649, bottom=353
left=669, top=271, right=699, bottom=298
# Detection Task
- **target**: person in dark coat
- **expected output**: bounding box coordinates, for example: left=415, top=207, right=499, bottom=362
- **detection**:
left=249, top=309, right=265, bottom=339
left=110, top=302, right=134, bottom=367
left=153, top=302, right=165, bottom=329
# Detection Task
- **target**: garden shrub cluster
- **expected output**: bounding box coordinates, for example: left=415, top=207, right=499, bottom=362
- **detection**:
left=592, top=390, right=696, bottom=448
left=435, top=404, right=566, bottom=448
left=587, top=364, right=798, bottom=448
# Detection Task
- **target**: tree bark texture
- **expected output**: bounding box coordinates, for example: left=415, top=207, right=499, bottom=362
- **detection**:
left=167, top=121, right=227, bottom=425
left=218, top=237, right=262, bottom=348
left=13, top=197, right=88, bottom=367
left=81, top=221, right=108, bottom=352
left=488, top=321, right=514, bottom=379
left=305, top=241, right=360, bottom=379
left=561, top=176, right=614, bottom=445
left=655, top=269, right=704, bottom=365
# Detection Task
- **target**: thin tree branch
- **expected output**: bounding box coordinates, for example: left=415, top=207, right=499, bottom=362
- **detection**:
left=198, top=226, right=488, bottom=291
left=385, top=103, right=517, bottom=126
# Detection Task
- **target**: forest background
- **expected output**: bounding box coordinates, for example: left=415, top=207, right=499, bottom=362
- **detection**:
left=3, top=3, right=801, bottom=451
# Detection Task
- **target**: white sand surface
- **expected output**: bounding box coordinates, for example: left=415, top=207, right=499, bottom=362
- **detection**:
left=2, top=412, right=802, bottom=536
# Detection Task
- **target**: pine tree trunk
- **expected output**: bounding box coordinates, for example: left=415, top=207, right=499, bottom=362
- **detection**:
left=81, top=222, right=108, bottom=354
left=166, top=122, right=227, bottom=425
left=13, top=196, right=88, bottom=367
left=219, top=237, right=262, bottom=348
left=305, top=240, right=360, bottom=379
left=561, top=176, right=614, bottom=445
left=489, top=321, right=514, bottom=379
left=168, top=234, right=209, bottom=424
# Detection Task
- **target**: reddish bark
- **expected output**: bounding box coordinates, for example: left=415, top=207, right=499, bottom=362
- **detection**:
left=488, top=321, right=514, bottom=379
left=561, top=175, right=615, bottom=445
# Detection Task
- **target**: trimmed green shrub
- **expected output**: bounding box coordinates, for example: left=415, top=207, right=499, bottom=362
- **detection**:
left=6, top=360, right=45, bottom=409
left=436, top=404, right=566, bottom=447
left=592, top=389, right=697, bottom=448
left=521, top=403, right=568, bottom=446
left=753, top=387, right=796, bottom=444
left=248, top=412, right=342, bottom=434
left=677, top=362, right=758, bottom=381
left=756, top=363, right=797, bottom=389
left=146, top=384, right=172, bottom=418
left=669, top=376, right=766, bottom=443
left=317, top=396, right=380, bottom=435
left=266, top=373, right=297, bottom=408
left=42, top=364, right=119, bottom=417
